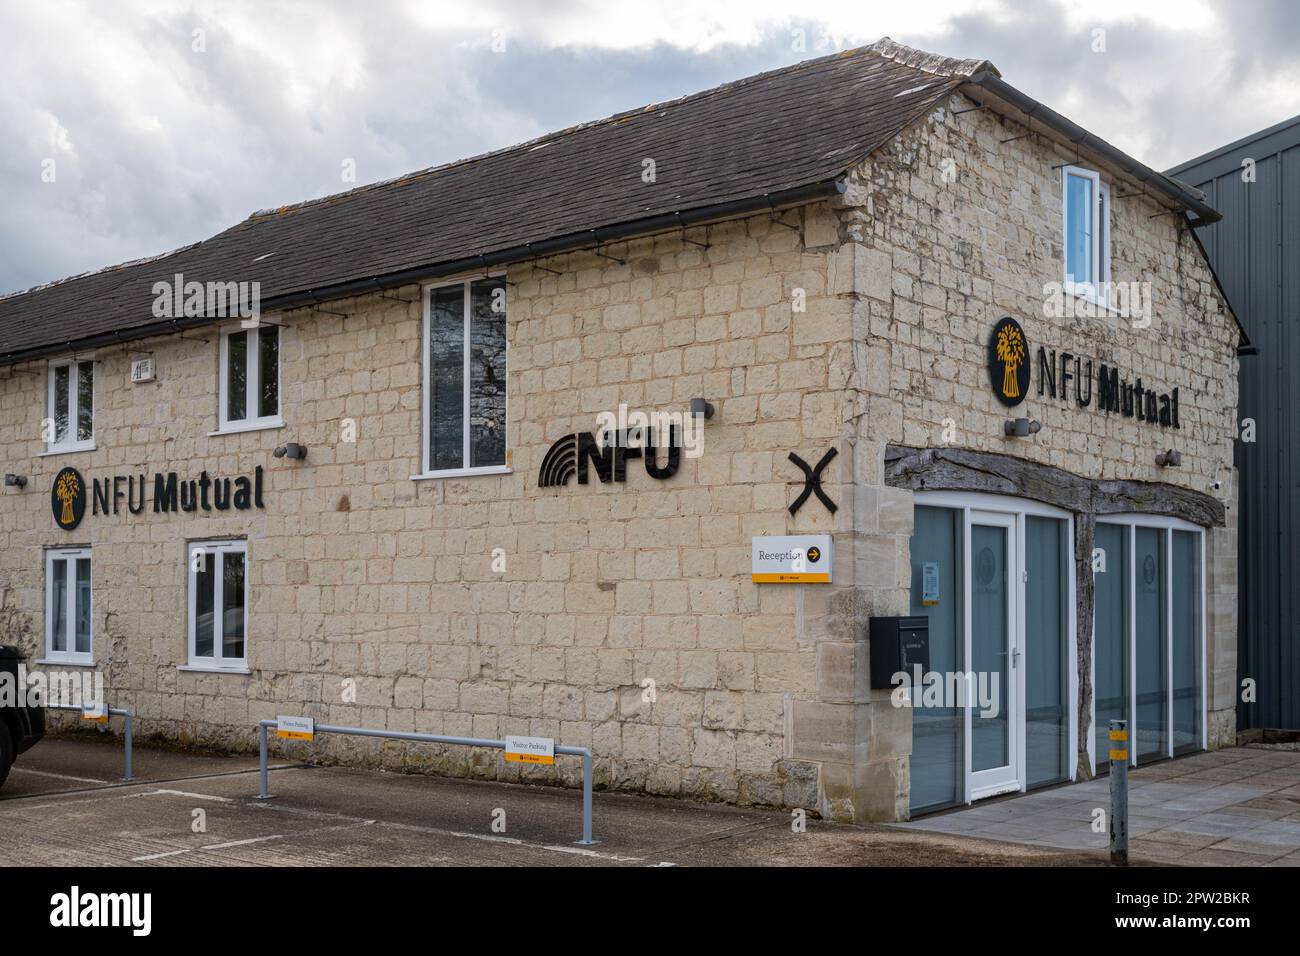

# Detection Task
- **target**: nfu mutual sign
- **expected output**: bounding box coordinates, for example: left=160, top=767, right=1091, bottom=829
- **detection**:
left=987, top=317, right=1182, bottom=428
left=51, top=466, right=266, bottom=531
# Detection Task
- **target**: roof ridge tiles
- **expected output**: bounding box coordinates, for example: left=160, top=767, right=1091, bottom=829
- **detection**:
left=866, top=36, right=999, bottom=79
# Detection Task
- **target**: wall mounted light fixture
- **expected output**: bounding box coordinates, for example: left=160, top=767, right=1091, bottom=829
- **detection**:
left=1156, top=449, right=1182, bottom=467
left=690, top=398, right=715, bottom=420
left=1003, top=418, right=1042, bottom=437
left=3, top=474, right=27, bottom=488
left=273, top=443, right=308, bottom=460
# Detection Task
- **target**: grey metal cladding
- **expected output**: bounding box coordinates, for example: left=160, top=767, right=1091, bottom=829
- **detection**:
left=1170, top=115, right=1300, bottom=731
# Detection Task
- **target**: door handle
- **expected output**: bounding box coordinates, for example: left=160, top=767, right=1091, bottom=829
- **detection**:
left=1012, top=648, right=1021, bottom=668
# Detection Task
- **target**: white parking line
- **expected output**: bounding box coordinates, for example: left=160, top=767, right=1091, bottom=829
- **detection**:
left=131, top=848, right=189, bottom=861
left=133, top=834, right=284, bottom=862
left=257, top=799, right=675, bottom=866
left=203, top=835, right=285, bottom=851
left=140, top=789, right=234, bottom=802
left=10, top=766, right=110, bottom=785
left=542, top=844, right=648, bottom=863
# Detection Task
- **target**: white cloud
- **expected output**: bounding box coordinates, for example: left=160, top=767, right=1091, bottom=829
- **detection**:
left=403, top=0, right=1011, bottom=52
left=1056, top=0, right=1219, bottom=30
left=0, top=0, right=1295, bottom=295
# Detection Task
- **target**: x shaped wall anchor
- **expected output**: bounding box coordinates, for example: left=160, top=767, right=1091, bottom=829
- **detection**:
left=788, top=448, right=838, bottom=515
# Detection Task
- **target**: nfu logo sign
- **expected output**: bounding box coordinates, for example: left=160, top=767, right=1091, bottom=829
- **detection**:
left=50, top=886, right=151, bottom=936
left=988, top=316, right=1030, bottom=407
left=51, top=466, right=86, bottom=531
left=539, top=428, right=680, bottom=487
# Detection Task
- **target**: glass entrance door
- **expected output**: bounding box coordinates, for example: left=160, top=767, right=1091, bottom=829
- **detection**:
left=907, top=495, right=1075, bottom=816
left=1093, top=518, right=1206, bottom=771
left=968, top=512, right=1019, bottom=799
left=1134, top=526, right=1168, bottom=762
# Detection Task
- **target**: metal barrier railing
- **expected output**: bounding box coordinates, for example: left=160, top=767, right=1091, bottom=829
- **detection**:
left=256, top=720, right=596, bottom=845
left=47, top=704, right=135, bottom=781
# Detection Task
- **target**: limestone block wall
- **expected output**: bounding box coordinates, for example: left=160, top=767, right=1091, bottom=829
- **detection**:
left=0, top=208, right=864, bottom=815
left=840, top=95, right=1238, bottom=487
left=1208, top=474, right=1240, bottom=747
left=828, top=94, right=1241, bottom=812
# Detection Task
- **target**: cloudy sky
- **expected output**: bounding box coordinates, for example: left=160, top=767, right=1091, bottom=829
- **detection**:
left=1, top=0, right=1296, bottom=296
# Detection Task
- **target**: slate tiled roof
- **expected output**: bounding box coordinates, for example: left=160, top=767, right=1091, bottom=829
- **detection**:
left=0, top=39, right=996, bottom=363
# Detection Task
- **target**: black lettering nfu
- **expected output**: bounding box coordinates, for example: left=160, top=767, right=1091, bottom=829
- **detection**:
left=1036, top=347, right=1178, bottom=428
left=576, top=429, right=680, bottom=484
left=49, top=886, right=151, bottom=937
left=83, top=466, right=266, bottom=515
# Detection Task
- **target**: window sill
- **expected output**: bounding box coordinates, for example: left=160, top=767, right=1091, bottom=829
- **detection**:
left=32, top=657, right=96, bottom=667
left=410, top=465, right=512, bottom=481
left=209, top=418, right=284, bottom=437
left=1061, top=284, right=1123, bottom=316
left=1072, top=295, right=1120, bottom=314
left=38, top=444, right=96, bottom=457
left=178, top=664, right=251, bottom=675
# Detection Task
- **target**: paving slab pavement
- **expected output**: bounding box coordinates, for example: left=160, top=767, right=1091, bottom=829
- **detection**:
left=893, top=747, right=1300, bottom=866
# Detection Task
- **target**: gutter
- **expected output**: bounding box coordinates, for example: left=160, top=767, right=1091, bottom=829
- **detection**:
left=963, top=71, right=1222, bottom=228
left=0, top=178, right=845, bottom=368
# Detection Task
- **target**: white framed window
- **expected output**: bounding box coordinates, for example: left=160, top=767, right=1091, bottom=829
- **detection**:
left=418, top=276, right=509, bottom=478
left=218, top=324, right=281, bottom=433
left=187, top=540, right=248, bottom=670
left=45, top=547, right=93, bottom=664
left=46, top=356, right=95, bottom=452
left=1061, top=165, right=1111, bottom=303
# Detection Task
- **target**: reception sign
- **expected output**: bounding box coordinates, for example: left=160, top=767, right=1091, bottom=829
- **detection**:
left=751, top=535, right=832, bottom=583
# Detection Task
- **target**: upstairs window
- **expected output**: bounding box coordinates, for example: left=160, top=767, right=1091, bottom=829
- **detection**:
left=218, top=324, right=280, bottom=432
left=421, top=276, right=508, bottom=476
left=1062, top=166, right=1111, bottom=300
left=47, top=357, right=94, bottom=452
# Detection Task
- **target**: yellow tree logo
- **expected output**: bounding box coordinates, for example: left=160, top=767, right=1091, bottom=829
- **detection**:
left=996, top=323, right=1027, bottom=399
left=51, top=467, right=85, bottom=530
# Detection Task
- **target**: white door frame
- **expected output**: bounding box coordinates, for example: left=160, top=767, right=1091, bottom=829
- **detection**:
left=967, top=510, right=1020, bottom=800
left=915, top=491, right=1078, bottom=804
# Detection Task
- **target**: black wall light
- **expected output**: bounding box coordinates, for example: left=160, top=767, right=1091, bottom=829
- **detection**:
left=273, top=443, right=308, bottom=460
left=3, top=474, right=27, bottom=488
left=690, top=398, right=715, bottom=420
left=1156, top=449, right=1182, bottom=467
left=1003, top=418, right=1042, bottom=437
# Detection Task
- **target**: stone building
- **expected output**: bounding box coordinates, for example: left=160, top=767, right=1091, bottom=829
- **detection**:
left=0, top=40, right=1244, bottom=821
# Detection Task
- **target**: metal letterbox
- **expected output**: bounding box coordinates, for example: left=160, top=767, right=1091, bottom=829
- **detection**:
left=868, top=615, right=930, bottom=689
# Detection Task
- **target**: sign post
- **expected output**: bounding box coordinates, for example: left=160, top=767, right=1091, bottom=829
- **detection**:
left=1109, top=718, right=1129, bottom=866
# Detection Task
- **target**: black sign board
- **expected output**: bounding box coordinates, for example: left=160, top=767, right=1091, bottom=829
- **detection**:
left=988, top=316, right=1030, bottom=407
left=51, top=467, right=87, bottom=531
